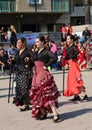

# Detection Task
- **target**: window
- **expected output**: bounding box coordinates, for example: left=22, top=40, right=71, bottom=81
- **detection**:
left=28, top=0, right=42, bottom=4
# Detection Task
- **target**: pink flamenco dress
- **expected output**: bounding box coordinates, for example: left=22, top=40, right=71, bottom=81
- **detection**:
left=29, top=61, right=60, bottom=118
left=64, top=59, right=85, bottom=96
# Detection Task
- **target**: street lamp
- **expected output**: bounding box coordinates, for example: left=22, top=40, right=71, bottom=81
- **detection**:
left=82, top=0, right=91, bottom=24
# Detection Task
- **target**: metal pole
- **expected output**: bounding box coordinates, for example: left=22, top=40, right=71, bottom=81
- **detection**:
left=62, top=67, right=65, bottom=95
left=8, top=65, right=12, bottom=103
left=34, top=0, right=38, bottom=32
left=11, top=65, right=14, bottom=96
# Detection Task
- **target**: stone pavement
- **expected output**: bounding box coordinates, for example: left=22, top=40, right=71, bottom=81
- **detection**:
left=0, top=70, right=92, bottom=130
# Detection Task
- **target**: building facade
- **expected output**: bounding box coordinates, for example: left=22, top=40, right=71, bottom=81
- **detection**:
left=0, top=0, right=92, bottom=33
left=70, top=0, right=92, bottom=25
left=0, top=0, right=70, bottom=32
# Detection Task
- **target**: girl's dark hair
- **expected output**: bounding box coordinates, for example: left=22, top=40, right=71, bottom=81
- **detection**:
left=49, top=40, right=55, bottom=43
left=36, top=35, right=46, bottom=44
left=17, top=37, right=27, bottom=45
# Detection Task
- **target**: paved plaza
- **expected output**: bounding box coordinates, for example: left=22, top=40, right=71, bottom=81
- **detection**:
left=0, top=70, right=92, bottom=130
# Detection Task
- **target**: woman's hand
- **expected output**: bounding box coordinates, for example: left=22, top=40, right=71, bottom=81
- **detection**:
left=7, top=59, right=12, bottom=64
left=43, top=66, right=47, bottom=70
left=24, top=57, right=30, bottom=62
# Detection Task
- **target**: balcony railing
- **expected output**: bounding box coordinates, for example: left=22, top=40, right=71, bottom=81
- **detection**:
left=71, top=6, right=85, bottom=17
left=0, top=0, right=16, bottom=12
left=51, top=0, right=69, bottom=12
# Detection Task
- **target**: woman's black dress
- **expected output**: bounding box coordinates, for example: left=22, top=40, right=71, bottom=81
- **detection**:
left=13, top=48, right=33, bottom=106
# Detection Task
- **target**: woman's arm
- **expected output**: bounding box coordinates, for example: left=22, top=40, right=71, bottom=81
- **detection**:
left=46, top=50, right=58, bottom=67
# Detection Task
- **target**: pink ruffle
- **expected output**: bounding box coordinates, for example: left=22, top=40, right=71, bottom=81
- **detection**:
left=29, top=61, right=60, bottom=118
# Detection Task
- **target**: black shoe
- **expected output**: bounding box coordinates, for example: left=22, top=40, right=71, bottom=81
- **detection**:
left=70, top=95, right=80, bottom=101
left=36, top=114, right=47, bottom=120
left=80, top=95, right=88, bottom=102
left=53, top=115, right=60, bottom=123
left=20, top=106, right=29, bottom=111
left=40, top=114, right=47, bottom=120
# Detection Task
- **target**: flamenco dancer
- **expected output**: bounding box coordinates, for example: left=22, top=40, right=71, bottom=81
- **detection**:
left=30, top=36, right=60, bottom=123
left=63, top=35, right=88, bottom=102
left=9, top=37, right=33, bottom=111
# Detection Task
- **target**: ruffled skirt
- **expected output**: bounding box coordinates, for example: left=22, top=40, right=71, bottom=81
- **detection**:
left=30, top=61, right=60, bottom=118
left=64, top=59, right=85, bottom=96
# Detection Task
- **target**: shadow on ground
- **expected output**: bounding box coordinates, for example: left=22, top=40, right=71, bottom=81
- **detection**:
left=61, top=108, right=92, bottom=121
left=59, top=96, right=92, bottom=107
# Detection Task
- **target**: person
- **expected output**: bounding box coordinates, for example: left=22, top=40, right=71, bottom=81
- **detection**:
left=61, top=41, right=69, bottom=70
left=0, top=50, right=9, bottom=76
left=74, top=34, right=79, bottom=43
left=9, top=37, right=34, bottom=111
left=82, top=26, right=91, bottom=42
left=60, top=24, right=67, bottom=42
left=7, top=44, right=17, bottom=59
left=63, top=34, right=88, bottom=102
left=29, top=36, right=60, bottom=123
left=78, top=46, right=86, bottom=71
left=0, top=26, right=5, bottom=42
left=49, top=40, right=58, bottom=71
left=7, top=27, right=11, bottom=42
left=44, top=35, right=50, bottom=49
left=10, top=25, right=17, bottom=47
left=60, top=24, right=67, bottom=34
left=0, top=43, right=5, bottom=51
left=7, top=44, right=17, bottom=80
left=67, top=23, right=73, bottom=35
left=86, top=43, right=92, bottom=69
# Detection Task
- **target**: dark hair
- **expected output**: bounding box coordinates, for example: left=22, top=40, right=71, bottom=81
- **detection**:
left=49, top=40, right=55, bottom=43
left=17, top=37, right=27, bottom=45
left=36, top=35, right=46, bottom=44
left=9, top=44, right=14, bottom=47
left=67, top=34, right=75, bottom=41
left=0, top=43, right=4, bottom=47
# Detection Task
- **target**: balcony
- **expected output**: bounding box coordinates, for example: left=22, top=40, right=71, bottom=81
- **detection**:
left=0, top=0, right=16, bottom=13
left=51, top=0, right=69, bottom=12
